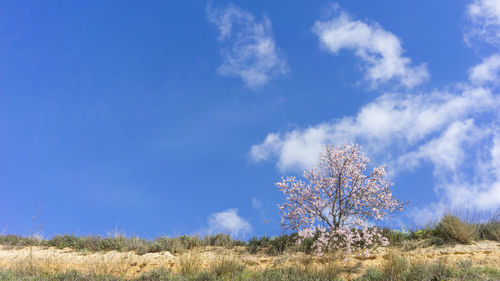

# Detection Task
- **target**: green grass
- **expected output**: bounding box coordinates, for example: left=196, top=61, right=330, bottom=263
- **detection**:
left=0, top=267, right=345, bottom=281
left=381, top=214, right=500, bottom=247
left=0, top=233, right=245, bottom=255
left=1, top=258, right=499, bottom=281
left=1, top=215, right=498, bottom=255
left=246, top=234, right=299, bottom=255
left=357, top=255, right=500, bottom=281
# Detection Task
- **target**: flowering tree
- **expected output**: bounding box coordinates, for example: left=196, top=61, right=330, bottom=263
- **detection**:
left=276, top=143, right=403, bottom=255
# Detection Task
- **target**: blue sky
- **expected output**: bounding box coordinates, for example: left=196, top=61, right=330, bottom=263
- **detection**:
left=1, top=0, right=499, bottom=239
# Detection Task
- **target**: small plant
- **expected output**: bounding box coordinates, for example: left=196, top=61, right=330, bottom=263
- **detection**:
left=429, top=236, right=446, bottom=246
left=357, top=258, right=499, bottom=281
left=435, top=215, right=476, bottom=244
left=246, top=234, right=296, bottom=255
left=382, top=227, right=407, bottom=245
left=135, top=268, right=172, bottom=281
left=1, top=259, right=499, bottom=281
left=177, top=253, right=203, bottom=276
left=359, top=268, right=384, bottom=280
left=209, top=256, right=245, bottom=277
left=0, top=235, right=38, bottom=248
left=381, top=251, right=408, bottom=279
left=476, top=219, right=500, bottom=241
left=410, top=228, right=435, bottom=240
left=247, top=236, right=271, bottom=254
left=0, top=233, right=247, bottom=255
left=203, top=233, right=232, bottom=247
left=267, top=234, right=295, bottom=255
left=47, top=234, right=81, bottom=249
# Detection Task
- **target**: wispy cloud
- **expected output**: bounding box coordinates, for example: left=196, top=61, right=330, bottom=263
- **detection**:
left=207, top=3, right=288, bottom=88
left=251, top=91, right=500, bottom=218
left=396, top=119, right=484, bottom=174
left=250, top=87, right=498, bottom=173
left=466, top=0, right=500, bottom=46
left=251, top=197, right=262, bottom=209
left=312, top=5, right=429, bottom=89
left=469, top=54, right=500, bottom=85
left=251, top=2, right=500, bottom=218
left=411, top=130, right=500, bottom=225
left=207, top=208, right=252, bottom=238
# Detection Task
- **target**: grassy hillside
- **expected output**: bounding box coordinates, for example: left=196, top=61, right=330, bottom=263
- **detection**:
left=0, top=215, right=498, bottom=281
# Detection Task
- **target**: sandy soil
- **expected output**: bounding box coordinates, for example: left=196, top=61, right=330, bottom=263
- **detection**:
left=0, top=240, right=498, bottom=280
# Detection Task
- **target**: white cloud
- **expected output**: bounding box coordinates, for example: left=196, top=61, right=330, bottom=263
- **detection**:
left=492, top=131, right=500, bottom=173
left=312, top=7, right=429, bottom=89
left=207, top=3, right=288, bottom=88
left=466, top=0, right=500, bottom=46
left=421, top=130, right=500, bottom=217
left=250, top=124, right=333, bottom=172
left=470, top=130, right=500, bottom=210
left=469, top=54, right=500, bottom=84
left=250, top=2, right=500, bottom=222
left=251, top=87, right=498, bottom=172
left=251, top=88, right=500, bottom=215
left=207, top=209, right=252, bottom=238
left=251, top=197, right=262, bottom=208
left=396, top=120, right=483, bottom=174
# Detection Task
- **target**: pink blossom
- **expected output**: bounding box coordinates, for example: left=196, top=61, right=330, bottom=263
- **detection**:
left=277, top=144, right=403, bottom=256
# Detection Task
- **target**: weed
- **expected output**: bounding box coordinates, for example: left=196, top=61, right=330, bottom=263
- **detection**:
left=435, top=215, right=477, bottom=244
left=0, top=216, right=498, bottom=256
left=209, top=256, right=245, bottom=277
left=476, top=219, right=500, bottom=241
left=178, top=253, right=203, bottom=276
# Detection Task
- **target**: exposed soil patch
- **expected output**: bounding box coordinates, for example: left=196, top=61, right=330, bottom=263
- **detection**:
left=0, top=240, right=498, bottom=280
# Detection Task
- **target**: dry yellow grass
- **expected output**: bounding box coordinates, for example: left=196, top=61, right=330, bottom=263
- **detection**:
left=0, top=240, right=498, bottom=280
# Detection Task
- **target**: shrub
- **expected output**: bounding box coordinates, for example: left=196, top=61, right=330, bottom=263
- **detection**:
left=209, top=256, right=245, bottom=277
left=429, top=236, right=446, bottom=246
left=73, top=236, right=106, bottom=251
left=135, top=268, right=172, bottom=281
left=202, top=233, right=244, bottom=247
left=267, top=234, right=295, bottom=255
left=435, top=215, right=476, bottom=244
left=410, top=228, right=435, bottom=240
left=151, top=237, right=188, bottom=254
left=47, top=234, right=81, bottom=249
left=476, top=220, right=500, bottom=241
left=381, top=251, right=408, bottom=280
left=1, top=260, right=499, bottom=281
left=381, top=228, right=407, bottom=245
left=178, top=253, right=203, bottom=276
left=358, top=268, right=384, bottom=281
left=422, top=260, right=453, bottom=280
left=177, top=235, right=202, bottom=250
left=0, top=235, right=38, bottom=247
left=101, top=235, right=128, bottom=251
left=247, top=236, right=270, bottom=254
left=359, top=259, right=456, bottom=281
